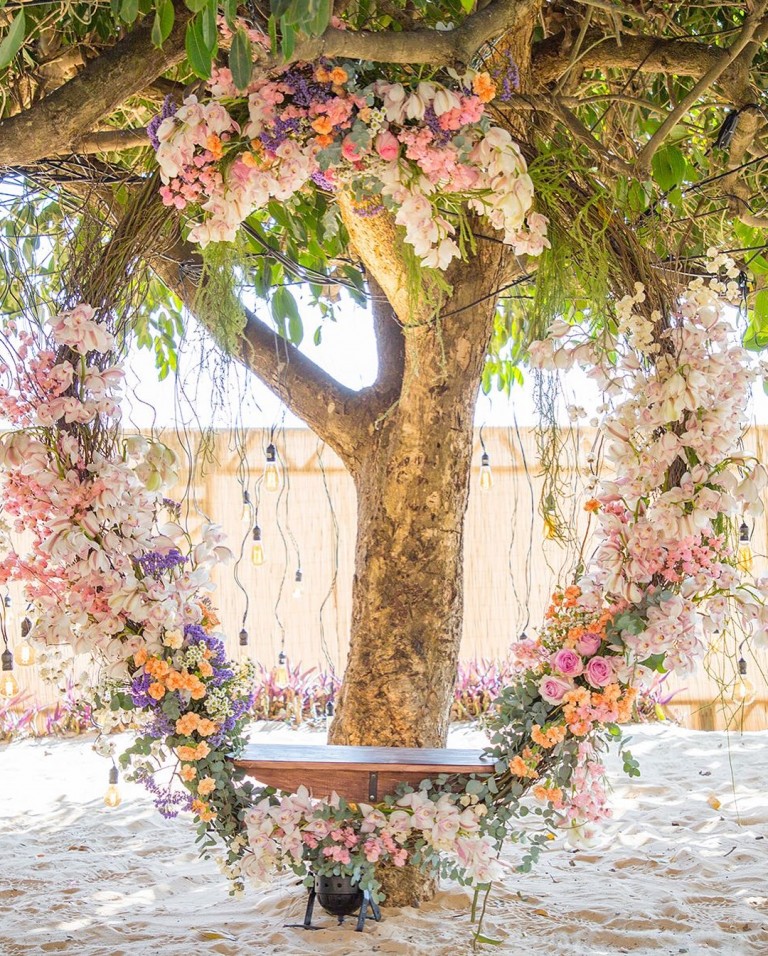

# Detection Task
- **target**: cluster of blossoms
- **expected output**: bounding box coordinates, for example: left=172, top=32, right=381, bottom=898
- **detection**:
left=487, top=257, right=768, bottom=842
left=0, top=304, right=255, bottom=835
left=151, top=59, right=548, bottom=268
left=235, top=784, right=499, bottom=898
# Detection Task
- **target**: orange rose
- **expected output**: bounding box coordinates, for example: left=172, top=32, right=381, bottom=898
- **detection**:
left=191, top=799, right=217, bottom=822
left=314, top=134, right=334, bottom=148
left=176, top=745, right=198, bottom=761
left=197, top=777, right=216, bottom=796
left=584, top=498, right=601, bottom=513
left=133, top=647, right=148, bottom=667
left=194, top=742, right=210, bottom=761
left=196, top=718, right=217, bottom=737
left=472, top=71, right=496, bottom=103
left=198, top=660, right=213, bottom=678
left=179, top=764, right=197, bottom=782
left=311, top=116, right=333, bottom=135
left=206, top=134, right=223, bottom=160
left=148, top=682, right=166, bottom=701
left=166, top=670, right=184, bottom=691
left=175, top=713, right=200, bottom=736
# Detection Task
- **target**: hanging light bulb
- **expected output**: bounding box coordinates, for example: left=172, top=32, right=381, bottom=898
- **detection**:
left=239, top=627, right=249, bottom=647
left=104, top=765, right=122, bottom=808
left=16, top=616, right=35, bottom=667
left=479, top=451, right=493, bottom=491
left=732, top=657, right=756, bottom=705
left=251, top=524, right=265, bottom=566
left=272, top=650, right=289, bottom=688
left=0, top=647, right=18, bottom=698
left=325, top=699, right=335, bottom=719
left=241, top=489, right=252, bottom=525
left=264, top=443, right=280, bottom=493
left=737, top=520, right=753, bottom=574
left=292, top=568, right=303, bottom=600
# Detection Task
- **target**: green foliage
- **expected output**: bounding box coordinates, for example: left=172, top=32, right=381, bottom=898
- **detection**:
left=193, top=241, right=248, bottom=355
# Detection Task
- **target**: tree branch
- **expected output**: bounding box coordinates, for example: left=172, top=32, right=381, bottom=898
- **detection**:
left=368, top=274, right=405, bottom=401
left=291, top=0, right=542, bottom=66
left=0, top=5, right=191, bottom=167
left=636, top=2, right=768, bottom=172
left=148, top=230, right=373, bottom=470
left=55, top=129, right=149, bottom=155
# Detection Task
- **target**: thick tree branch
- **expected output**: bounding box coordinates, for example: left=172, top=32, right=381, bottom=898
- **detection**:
left=149, top=232, right=372, bottom=469
left=0, top=6, right=191, bottom=168
left=292, top=0, right=542, bottom=66
left=368, top=274, right=405, bottom=402
left=56, top=129, right=149, bottom=155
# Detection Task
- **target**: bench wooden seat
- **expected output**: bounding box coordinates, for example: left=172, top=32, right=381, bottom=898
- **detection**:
left=235, top=743, right=493, bottom=803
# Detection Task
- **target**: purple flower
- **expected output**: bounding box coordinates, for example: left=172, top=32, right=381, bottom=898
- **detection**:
left=138, top=548, right=187, bottom=578
left=147, top=95, right=177, bottom=150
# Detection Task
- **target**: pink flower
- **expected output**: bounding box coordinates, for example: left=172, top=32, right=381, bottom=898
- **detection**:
left=551, top=648, right=584, bottom=677
left=574, top=631, right=602, bottom=656
left=539, top=675, right=573, bottom=704
left=585, top=656, right=614, bottom=687
left=341, top=136, right=364, bottom=162
left=375, top=130, right=400, bottom=162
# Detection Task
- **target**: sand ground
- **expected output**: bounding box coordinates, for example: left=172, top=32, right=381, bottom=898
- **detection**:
left=1, top=723, right=766, bottom=956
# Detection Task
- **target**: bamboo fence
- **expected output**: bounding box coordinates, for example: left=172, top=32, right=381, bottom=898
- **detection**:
left=7, top=426, right=768, bottom=731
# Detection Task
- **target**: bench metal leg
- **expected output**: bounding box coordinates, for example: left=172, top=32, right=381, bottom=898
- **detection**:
left=355, top=890, right=382, bottom=932
left=303, top=887, right=317, bottom=928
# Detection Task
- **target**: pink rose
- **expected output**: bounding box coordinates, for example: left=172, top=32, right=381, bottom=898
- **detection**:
left=551, top=648, right=584, bottom=677
left=341, top=136, right=364, bottom=162
left=538, top=675, right=573, bottom=704
left=585, top=655, right=614, bottom=687
left=575, top=631, right=602, bottom=657
left=375, top=130, right=400, bottom=161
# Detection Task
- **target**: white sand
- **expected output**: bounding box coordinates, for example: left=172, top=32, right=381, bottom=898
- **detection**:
left=1, top=723, right=767, bottom=956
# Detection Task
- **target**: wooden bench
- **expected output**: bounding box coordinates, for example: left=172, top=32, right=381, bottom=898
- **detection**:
left=235, top=743, right=494, bottom=803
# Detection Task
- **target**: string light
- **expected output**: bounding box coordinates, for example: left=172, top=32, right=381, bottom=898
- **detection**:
left=104, top=765, right=122, bottom=808
left=737, top=520, right=753, bottom=574
left=264, top=443, right=281, bottom=493
left=241, top=489, right=252, bottom=526
left=479, top=451, right=493, bottom=491
left=292, top=568, right=303, bottom=600
left=0, top=647, right=17, bottom=698
left=732, top=655, right=756, bottom=705
left=239, top=627, right=249, bottom=647
left=272, top=649, right=289, bottom=688
left=16, top=616, right=35, bottom=667
left=251, top=524, right=265, bottom=566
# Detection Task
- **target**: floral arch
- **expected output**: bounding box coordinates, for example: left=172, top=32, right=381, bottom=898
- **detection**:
left=1, top=252, right=765, bottom=911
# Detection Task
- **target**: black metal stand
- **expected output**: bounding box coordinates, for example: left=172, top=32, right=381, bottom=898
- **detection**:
left=301, top=886, right=382, bottom=932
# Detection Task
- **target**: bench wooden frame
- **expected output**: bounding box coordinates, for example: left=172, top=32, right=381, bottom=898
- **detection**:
left=235, top=743, right=493, bottom=803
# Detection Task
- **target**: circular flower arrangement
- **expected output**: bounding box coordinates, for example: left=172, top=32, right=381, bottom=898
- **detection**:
left=0, top=252, right=765, bottom=907
left=150, top=59, right=549, bottom=268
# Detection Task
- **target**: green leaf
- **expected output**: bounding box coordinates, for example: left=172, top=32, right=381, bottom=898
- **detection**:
left=119, top=0, right=139, bottom=23
left=185, top=17, right=212, bottom=78
left=651, top=144, right=686, bottom=191
left=222, top=0, right=238, bottom=27
left=185, top=0, right=210, bottom=11
left=0, top=9, right=25, bottom=70
left=201, top=0, right=217, bottom=50
left=754, top=289, right=768, bottom=327
left=271, top=0, right=294, bottom=16
left=280, top=18, right=296, bottom=59
left=151, top=0, right=175, bottom=46
left=229, top=27, right=252, bottom=91
left=306, top=0, right=331, bottom=36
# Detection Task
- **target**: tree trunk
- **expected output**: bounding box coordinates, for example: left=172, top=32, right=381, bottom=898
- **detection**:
left=327, top=243, right=513, bottom=904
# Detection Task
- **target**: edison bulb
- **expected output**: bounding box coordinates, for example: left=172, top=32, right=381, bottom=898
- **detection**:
left=737, top=544, right=753, bottom=574
left=251, top=526, right=265, bottom=566
left=104, top=784, right=122, bottom=808
left=104, top=767, right=121, bottom=807
left=264, top=443, right=280, bottom=492
left=292, top=569, right=303, bottom=600
left=732, top=675, right=755, bottom=704
left=479, top=452, right=493, bottom=491
left=0, top=670, right=18, bottom=698
left=272, top=651, right=289, bottom=688
left=241, top=490, right=252, bottom=525
left=544, top=512, right=558, bottom=539
left=16, top=641, right=35, bottom=666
